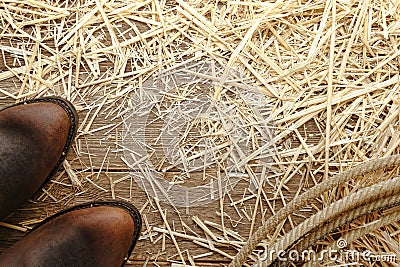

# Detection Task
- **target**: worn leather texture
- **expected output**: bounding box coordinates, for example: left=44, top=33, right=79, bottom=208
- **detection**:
left=0, top=99, right=77, bottom=218
left=0, top=204, right=140, bottom=267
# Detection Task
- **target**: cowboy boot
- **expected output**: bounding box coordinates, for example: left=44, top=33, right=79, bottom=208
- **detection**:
left=0, top=201, right=142, bottom=266
left=0, top=97, right=78, bottom=218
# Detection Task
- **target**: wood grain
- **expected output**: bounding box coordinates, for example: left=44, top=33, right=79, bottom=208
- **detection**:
left=0, top=21, right=319, bottom=266
left=0, top=77, right=319, bottom=265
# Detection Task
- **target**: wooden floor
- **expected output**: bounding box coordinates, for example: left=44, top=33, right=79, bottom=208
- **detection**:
left=0, top=76, right=320, bottom=267
left=0, top=17, right=324, bottom=265
left=2, top=1, right=400, bottom=266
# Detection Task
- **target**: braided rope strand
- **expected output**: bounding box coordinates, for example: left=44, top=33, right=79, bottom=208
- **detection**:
left=270, top=195, right=400, bottom=266
left=302, top=208, right=400, bottom=267
left=294, top=196, right=400, bottom=255
left=229, top=154, right=400, bottom=267
left=261, top=178, right=400, bottom=266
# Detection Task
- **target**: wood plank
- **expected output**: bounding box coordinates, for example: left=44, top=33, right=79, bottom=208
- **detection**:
left=0, top=79, right=323, bottom=171
left=0, top=171, right=314, bottom=263
left=126, top=260, right=228, bottom=266
left=125, top=260, right=228, bottom=266
left=0, top=35, right=321, bottom=265
left=0, top=77, right=320, bottom=263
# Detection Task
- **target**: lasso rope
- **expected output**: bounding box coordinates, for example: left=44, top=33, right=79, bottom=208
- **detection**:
left=294, top=195, right=400, bottom=255
left=262, top=178, right=400, bottom=266
left=270, top=195, right=400, bottom=267
left=302, top=208, right=400, bottom=267
left=229, top=154, right=400, bottom=267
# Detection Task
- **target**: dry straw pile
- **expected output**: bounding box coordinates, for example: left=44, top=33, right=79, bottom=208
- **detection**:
left=1, top=0, right=400, bottom=266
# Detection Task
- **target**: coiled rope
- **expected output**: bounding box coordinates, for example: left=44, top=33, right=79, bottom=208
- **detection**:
left=263, top=179, right=400, bottom=266
left=229, top=154, right=400, bottom=267
left=270, top=195, right=400, bottom=267
left=302, top=207, right=400, bottom=267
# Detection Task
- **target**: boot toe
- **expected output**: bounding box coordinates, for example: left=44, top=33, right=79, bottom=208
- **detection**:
left=0, top=202, right=142, bottom=267
left=0, top=97, right=78, bottom=218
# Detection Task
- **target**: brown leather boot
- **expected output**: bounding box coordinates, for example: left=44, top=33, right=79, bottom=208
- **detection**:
left=0, top=97, right=78, bottom=218
left=0, top=201, right=142, bottom=267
